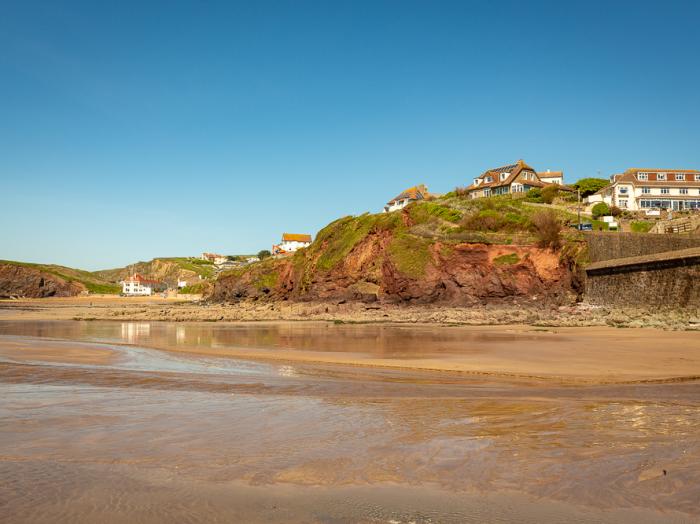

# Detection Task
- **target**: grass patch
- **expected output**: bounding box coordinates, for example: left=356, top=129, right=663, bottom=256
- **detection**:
left=388, top=233, right=432, bottom=278
left=631, top=221, right=653, bottom=233
left=493, top=253, right=520, bottom=265
left=179, top=283, right=207, bottom=294
left=407, top=201, right=463, bottom=224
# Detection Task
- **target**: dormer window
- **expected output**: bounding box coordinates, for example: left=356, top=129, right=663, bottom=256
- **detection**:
left=695, top=175, right=700, bottom=182
left=500, top=172, right=508, bottom=181
left=474, top=178, right=481, bottom=186
left=657, top=173, right=666, bottom=181
left=638, top=173, right=648, bottom=181
left=676, top=174, right=685, bottom=181
left=485, top=176, right=493, bottom=183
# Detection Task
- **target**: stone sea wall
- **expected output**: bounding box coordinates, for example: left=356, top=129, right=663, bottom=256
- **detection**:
left=584, top=233, right=700, bottom=306
left=585, top=232, right=700, bottom=263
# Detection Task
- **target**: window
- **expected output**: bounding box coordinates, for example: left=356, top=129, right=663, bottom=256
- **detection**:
left=618, top=199, right=628, bottom=208
left=642, top=187, right=651, bottom=194
left=657, top=173, right=667, bottom=181
left=500, top=172, right=508, bottom=181
left=695, top=175, right=700, bottom=182
left=618, top=187, right=628, bottom=194
left=675, top=174, right=685, bottom=181
left=680, top=188, right=689, bottom=195
left=661, top=188, right=670, bottom=194
left=485, top=176, right=493, bottom=183
left=638, top=173, right=648, bottom=181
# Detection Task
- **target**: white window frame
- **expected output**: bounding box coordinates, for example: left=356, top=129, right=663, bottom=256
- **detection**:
left=657, top=173, right=667, bottom=181
left=676, top=174, right=685, bottom=181
left=638, top=173, right=648, bottom=181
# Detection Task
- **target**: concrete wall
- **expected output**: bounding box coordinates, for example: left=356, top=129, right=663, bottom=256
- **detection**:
left=585, top=232, right=700, bottom=263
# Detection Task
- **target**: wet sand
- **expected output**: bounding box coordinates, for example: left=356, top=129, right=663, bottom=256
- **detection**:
left=1, top=320, right=699, bottom=522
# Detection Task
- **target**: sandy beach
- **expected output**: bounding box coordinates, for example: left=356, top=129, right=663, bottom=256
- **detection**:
left=2, top=300, right=700, bottom=522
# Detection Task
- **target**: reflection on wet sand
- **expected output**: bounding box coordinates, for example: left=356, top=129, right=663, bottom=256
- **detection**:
left=1, top=320, right=699, bottom=523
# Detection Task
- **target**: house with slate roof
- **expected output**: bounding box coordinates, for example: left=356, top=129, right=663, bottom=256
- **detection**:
left=383, top=184, right=429, bottom=213
left=466, top=160, right=547, bottom=199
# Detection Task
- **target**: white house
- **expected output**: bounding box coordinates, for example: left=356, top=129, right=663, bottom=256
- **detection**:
left=272, top=233, right=312, bottom=256
left=537, top=170, right=565, bottom=185
left=384, top=184, right=429, bottom=212
left=586, top=168, right=700, bottom=211
left=121, top=274, right=166, bottom=296
left=201, top=252, right=228, bottom=265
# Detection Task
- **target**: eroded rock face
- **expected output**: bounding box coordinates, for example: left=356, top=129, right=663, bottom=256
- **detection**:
left=211, top=230, right=578, bottom=306
left=0, top=264, right=85, bottom=298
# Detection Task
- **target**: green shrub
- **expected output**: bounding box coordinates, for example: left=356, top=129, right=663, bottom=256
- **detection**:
left=591, top=202, right=611, bottom=218
left=530, top=210, right=562, bottom=249
left=540, top=185, right=559, bottom=204
left=525, top=188, right=543, bottom=202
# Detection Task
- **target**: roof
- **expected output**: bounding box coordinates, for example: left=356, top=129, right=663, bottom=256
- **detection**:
left=123, top=274, right=163, bottom=285
left=282, top=233, right=312, bottom=243
left=537, top=171, right=563, bottom=178
left=387, top=184, right=428, bottom=205
left=613, top=168, right=700, bottom=187
left=466, top=159, right=540, bottom=191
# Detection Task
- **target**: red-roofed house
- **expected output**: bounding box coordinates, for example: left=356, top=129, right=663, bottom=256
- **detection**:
left=121, top=274, right=167, bottom=296
left=383, top=184, right=429, bottom=212
left=587, top=168, right=700, bottom=211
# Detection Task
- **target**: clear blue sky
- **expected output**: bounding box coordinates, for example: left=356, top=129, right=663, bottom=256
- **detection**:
left=2, top=1, right=699, bottom=270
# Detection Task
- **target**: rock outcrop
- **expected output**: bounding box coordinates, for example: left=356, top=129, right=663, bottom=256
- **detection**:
left=0, top=264, right=86, bottom=298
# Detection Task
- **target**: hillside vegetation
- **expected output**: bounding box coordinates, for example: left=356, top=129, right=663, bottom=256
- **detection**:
left=95, top=257, right=215, bottom=285
left=212, top=195, right=584, bottom=305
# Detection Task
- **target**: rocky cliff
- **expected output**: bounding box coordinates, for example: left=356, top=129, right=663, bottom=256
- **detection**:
left=0, top=264, right=86, bottom=298
left=212, top=200, right=582, bottom=306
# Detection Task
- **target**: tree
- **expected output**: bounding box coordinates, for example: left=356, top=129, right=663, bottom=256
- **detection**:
left=257, top=249, right=271, bottom=260
left=610, top=205, right=622, bottom=217
left=591, top=202, right=611, bottom=218
left=573, top=178, right=609, bottom=197
left=540, top=185, right=559, bottom=204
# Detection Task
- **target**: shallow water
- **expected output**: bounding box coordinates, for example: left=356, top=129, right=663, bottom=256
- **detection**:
left=1, top=320, right=699, bottom=523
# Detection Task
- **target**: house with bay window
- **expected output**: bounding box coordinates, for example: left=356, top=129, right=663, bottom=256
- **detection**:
left=466, top=159, right=552, bottom=198
left=590, top=168, right=700, bottom=211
